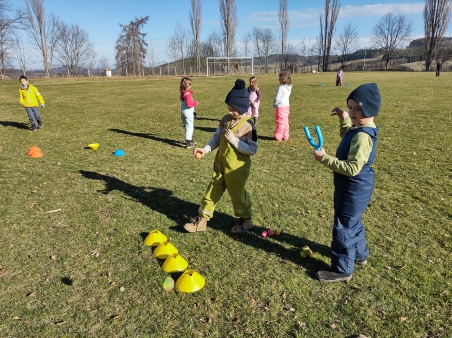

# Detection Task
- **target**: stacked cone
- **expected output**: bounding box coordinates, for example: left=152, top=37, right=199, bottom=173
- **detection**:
left=143, top=229, right=205, bottom=293
left=28, top=146, right=43, bottom=158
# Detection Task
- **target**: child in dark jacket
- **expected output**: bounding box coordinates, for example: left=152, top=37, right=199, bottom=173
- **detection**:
left=312, top=83, right=381, bottom=283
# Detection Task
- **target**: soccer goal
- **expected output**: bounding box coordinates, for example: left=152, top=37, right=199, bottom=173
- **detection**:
left=206, top=57, right=254, bottom=77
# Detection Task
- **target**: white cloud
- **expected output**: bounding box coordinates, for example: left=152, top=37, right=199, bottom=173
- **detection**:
left=248, top=3, right=425, bottom=28
left=339, top=3, right=425, bottom=18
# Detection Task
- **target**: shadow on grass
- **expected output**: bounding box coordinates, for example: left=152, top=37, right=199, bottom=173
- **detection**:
left=195, top=116, right=220, bottom=122
left=80, top=170, right=330, bottom=278
left=258, top=135, right=276, bottom=141
left=0, top=120, right=30, bottom=130
left=194, top=126, right=217, bottom=133
left=109, top=128, right=184, bottom=148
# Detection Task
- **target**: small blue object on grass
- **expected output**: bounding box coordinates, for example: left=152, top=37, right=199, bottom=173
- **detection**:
left=345, top=83, right=350, bottom=87
left=113, top=149, right=125, bottom=156
left=319, top=83, right=323, bottom=86
left=303, top=126, right=324, bottom=151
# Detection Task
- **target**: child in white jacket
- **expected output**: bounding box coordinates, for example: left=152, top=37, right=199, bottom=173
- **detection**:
left=273, top=71, right=292, bottom=141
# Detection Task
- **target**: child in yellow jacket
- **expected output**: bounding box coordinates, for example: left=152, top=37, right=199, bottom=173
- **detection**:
left=19, top=76, right=45, bottom=131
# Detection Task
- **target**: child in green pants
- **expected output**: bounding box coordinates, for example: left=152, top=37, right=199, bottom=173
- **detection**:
left=184, top=79, right=258, bottom=234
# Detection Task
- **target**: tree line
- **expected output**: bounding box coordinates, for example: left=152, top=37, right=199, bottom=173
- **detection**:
left=1, top=0, right=451, bottom=78
left=0, top=0, right=97, bottom=78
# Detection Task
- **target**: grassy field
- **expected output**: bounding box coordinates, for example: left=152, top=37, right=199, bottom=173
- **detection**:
left=0, top=71, right=451, bottom=337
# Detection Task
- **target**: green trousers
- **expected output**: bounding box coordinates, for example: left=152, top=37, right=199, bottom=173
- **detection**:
left=198, top=117, right=252, bottom=220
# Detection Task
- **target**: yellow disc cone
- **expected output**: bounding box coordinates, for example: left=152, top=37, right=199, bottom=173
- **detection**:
left=153, top=241, right=178, bottom=259
left=175, top=270, right=205, bottom=293
left=143, top=229, right=167, bottom=247
left=162, top=253, right=188, bottom=273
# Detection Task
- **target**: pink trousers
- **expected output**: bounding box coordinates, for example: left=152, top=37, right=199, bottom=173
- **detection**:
left=274, top=106, right=290, bottom=141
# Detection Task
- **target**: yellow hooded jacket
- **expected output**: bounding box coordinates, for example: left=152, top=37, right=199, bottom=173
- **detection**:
left=19, top=84, right=45, bottom=108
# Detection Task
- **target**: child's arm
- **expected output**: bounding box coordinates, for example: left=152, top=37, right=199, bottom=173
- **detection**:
left=184, top=91, right=198, bottom=108
left=224, top=126, right=258, bottom=156
left=273, top=86, right=282, bottom=108
left=32, top=86, right=45, bottom=106
left=331, top=107, right=351, bottom=137
left=255, top=88, right=261, bottom=103
left=19, top=89, right=24, bottom=105
left=315, top=133, right=373, bottom=176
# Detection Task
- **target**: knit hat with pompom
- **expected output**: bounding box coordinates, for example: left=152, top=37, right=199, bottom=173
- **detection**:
left=225, top=79, right=249, bottom=114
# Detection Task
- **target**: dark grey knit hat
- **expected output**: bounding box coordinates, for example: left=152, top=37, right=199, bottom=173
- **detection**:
left=225, top=79, right=249, bottom=114
left=346, top=83, right=381, bottom=117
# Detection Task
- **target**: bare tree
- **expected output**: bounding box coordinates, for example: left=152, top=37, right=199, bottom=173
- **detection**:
left=372, top=12, right=414, bottom=69
left=278, top=0, right=289, bottom=70
left=54, top=21, right=96, bottom=77
left=219, top=0, right=237, bottom=58
left=98, top=56, right=110, bottom=70
left=190, top=0, right=201, bottom=74
left=424, top=0, right=452, bottom=70
left=11, top=30, right=26, bottom=75
left=435, top=37, right=452, bottom=62
left=319, top=0, right=340, bottom=72
left=166, top=22, right=188, bottom=75
left=242, top=32, right=251, bottom=57
left=25, top=0, right=51, bottom=77
left=335, top=22, right=359, bottom=68
left=0, top=0, right=24, bottom=77
left=147, top=38, right=156, bottom=76
left=201, top=30, right=223, bottom=58
left=260, top=27, right=277, bottom=73
left=251, top=27, right=263, bottom=69
left=45, top=12, right=60, bottom=72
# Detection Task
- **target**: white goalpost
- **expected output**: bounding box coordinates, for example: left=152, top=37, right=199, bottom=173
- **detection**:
left=206, top=57, right=254, bottom=77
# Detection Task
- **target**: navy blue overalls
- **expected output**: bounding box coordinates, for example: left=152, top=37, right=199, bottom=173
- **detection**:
left=331, top=126, right=378, bottom=275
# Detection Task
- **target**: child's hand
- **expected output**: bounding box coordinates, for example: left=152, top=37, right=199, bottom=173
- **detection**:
left=40, top=104, right=45, bottom=108
left=225, top=129, right=234, bottom=140
left=331, top=106, right=347, bottom=119
left=313, top=148, right=326, bottom=162
left=193, top=148, right=205, bottom=159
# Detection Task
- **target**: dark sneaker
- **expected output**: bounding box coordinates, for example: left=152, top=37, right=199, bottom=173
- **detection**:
left=316, top=270, right=352, bottom=283
left=231, top=217, right=253, bottom=234
left=356, top=259, right=367, bottom=266
left=184, top=216, right=207, bottom=233
left=186, top=140, right=196, bottom=149
left=30, top=128, right=37, bottom=132
left=38, top=124, right=43, bottom=129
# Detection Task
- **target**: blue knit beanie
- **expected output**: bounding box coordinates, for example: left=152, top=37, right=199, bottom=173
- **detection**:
left=225, top=79, right=249, bottom=114
left=346, top=83, right=381, bottom=117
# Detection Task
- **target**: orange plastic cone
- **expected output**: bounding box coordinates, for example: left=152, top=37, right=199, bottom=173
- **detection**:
left=28, top=146, right=41, bottom=156
left=30, top=151, right=44, bottom=158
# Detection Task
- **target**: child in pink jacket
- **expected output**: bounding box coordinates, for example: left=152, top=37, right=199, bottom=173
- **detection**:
left=273, top=71, right=292, bottom=141
left=247, top=76, right=261, bottom=125
left=180, top=77, right=199, bottom=148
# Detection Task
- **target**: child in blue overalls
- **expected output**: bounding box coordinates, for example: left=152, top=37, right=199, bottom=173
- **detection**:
left=313, top=83, right=381, bottom=283
left=184, top=79, right=258, bottom=234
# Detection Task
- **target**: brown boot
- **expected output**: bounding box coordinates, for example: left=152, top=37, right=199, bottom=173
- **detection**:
left=184, top=216, right=207, bottom=233
left=231, top=217, right=253, bottom=234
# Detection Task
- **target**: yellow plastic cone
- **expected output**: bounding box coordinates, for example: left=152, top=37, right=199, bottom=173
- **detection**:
left=162, top=253, right=188, bottom=273
left=143, top=229, right=167, bottom=247
left=175, top=270, right=205, bottom=293
left=87, top=143, right=100, bottom=150
left=153, top=241, right=178, bottom=259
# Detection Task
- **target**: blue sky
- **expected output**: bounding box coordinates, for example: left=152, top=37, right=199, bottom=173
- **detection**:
left=12, top=1, right=435, bottom=68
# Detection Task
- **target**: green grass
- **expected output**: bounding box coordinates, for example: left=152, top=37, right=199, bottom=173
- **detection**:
left=0, top=72, right=451, bottom=337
